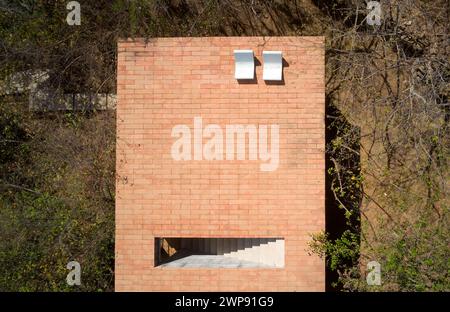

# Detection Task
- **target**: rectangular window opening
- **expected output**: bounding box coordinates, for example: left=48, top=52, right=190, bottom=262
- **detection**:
left=155, top=237, right=284, bottom=268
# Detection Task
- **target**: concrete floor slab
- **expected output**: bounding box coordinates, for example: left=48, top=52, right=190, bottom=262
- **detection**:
left=158, top=254, right=273, bottom=268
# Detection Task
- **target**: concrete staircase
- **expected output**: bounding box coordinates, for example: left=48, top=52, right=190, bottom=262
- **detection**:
left=178, top=238, right=284, bottom=268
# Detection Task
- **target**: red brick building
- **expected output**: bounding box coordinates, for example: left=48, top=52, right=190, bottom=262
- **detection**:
left=115, top=37, right=325, bottom=291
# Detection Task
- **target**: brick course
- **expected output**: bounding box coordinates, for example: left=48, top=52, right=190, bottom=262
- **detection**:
left=116, top=37, right=325, bottom=291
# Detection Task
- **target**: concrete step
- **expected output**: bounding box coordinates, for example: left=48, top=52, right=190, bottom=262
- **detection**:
left=174, top=238, right=284, bottom=268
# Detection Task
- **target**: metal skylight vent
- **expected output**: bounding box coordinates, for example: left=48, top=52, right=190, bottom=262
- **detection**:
left=233, top=50, right=255, bottom=80
left=262, top=51, right=283, bottom=81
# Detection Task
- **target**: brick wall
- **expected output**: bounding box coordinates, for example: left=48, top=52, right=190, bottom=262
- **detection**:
left=115, top=37, right=325, bottom=291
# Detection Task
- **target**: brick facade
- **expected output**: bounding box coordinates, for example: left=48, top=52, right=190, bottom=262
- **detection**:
left=115, top=37, right=325, bottom=291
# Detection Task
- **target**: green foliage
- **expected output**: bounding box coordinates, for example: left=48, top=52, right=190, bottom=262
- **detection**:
left=0, top=191, right=114, bottom=291
left=309, top=230, right=360, bottom=272
left=378, top=216, right=449, bottom=291
left=0, top=99, right=30, bottom=165
left=0, top=100, right=115, bottom=291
